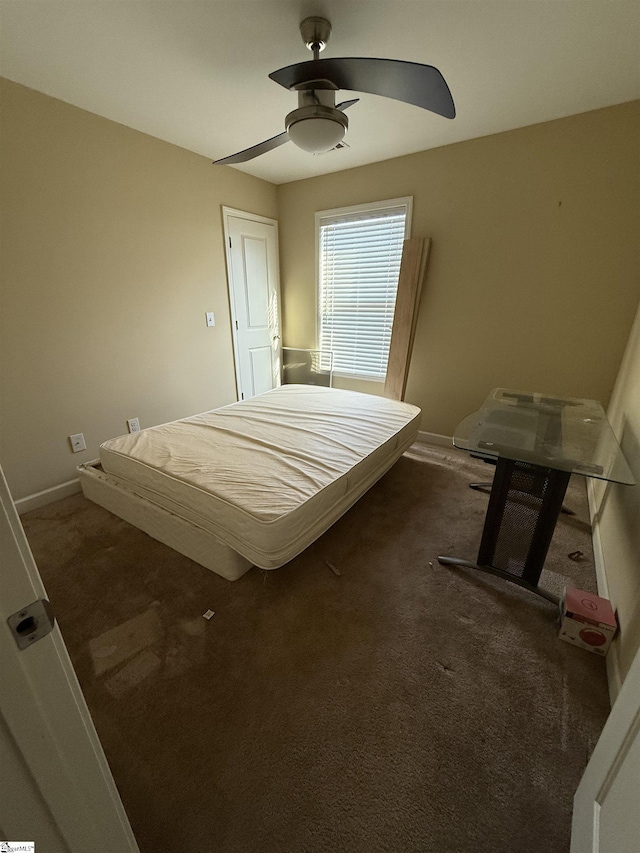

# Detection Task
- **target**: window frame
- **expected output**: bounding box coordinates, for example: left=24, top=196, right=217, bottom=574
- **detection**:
left=315, top=196, right=413, bottom=382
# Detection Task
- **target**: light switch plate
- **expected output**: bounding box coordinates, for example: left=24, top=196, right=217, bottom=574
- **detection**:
left=205, top=312, right=215, bottom=327
left=69, top=433, right=86, bottom=453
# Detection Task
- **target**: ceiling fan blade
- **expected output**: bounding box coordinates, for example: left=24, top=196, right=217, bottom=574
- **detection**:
left=213, top=130, right=290, bottom=165
left=336, top=98, right=359, bottom=111
left=270, top=57, right=455, bottom=119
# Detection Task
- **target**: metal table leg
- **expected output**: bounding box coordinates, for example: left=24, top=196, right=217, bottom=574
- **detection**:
left=439, top=457, right=571, bottom=606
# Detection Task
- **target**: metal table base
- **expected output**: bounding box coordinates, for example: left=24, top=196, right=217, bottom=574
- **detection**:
left=438, top=457, right=571, bottom=606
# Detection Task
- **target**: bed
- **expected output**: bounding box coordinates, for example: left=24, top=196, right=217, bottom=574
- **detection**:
left=78, top=385, right=421, bottom=581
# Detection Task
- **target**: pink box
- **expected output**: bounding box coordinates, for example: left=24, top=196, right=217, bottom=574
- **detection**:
left=559, top=587, right=617, bottom=656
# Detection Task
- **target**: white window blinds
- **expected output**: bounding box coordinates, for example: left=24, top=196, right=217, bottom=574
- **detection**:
left=318, top=202, right=409, bottom=380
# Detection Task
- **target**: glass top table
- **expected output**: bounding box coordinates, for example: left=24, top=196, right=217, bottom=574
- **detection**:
left=453, top=388, right=635, bottom=486
left=439, top=389, right=635, bottom=605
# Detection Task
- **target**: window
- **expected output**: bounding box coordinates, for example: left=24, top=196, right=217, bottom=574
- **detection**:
left=316, top=197, right=412, bottom=380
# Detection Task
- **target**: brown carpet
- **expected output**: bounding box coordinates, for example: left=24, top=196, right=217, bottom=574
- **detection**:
left=22, top=445, right=610, bottom=853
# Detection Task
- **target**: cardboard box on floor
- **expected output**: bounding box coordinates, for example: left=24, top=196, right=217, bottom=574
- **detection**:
left=559, top=587, right=617, bottom=656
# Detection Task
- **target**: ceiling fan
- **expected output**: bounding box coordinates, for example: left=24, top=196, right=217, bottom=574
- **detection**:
left=213, top=16, right=455, bottom=165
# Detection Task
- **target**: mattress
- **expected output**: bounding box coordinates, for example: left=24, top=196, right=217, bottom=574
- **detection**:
left=97, top=385, right=421, bottom=569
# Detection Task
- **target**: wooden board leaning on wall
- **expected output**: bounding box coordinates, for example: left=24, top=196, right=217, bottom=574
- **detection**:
left=384, top=237, right=432, bottom=401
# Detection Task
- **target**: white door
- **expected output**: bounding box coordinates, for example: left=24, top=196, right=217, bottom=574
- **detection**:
left=571, top=646, right=640, bottom=852
left=0, top=465, right=139, bottom=852
left=223, top=207, right=281, bottom=400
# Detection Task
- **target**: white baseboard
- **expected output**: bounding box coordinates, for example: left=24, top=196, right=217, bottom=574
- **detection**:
left=586, top=478, right=622, bottom=705
left=415, top=430, right=453, bottom=448
left=15, top=478, right=82, bottom=516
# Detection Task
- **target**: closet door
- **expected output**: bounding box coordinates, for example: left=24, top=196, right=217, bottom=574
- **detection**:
left=223, top=208, right=281, bottom=400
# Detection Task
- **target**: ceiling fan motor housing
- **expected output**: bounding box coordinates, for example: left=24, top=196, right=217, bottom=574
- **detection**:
left=285, top=88, right=348, bottom=153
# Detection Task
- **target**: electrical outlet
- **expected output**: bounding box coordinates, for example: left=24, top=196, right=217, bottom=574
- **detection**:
left=127, top=418, right=141, bottom=433
left=205, top=311, right=215, bottom=327
left=69, top=433, right=86, bottom=453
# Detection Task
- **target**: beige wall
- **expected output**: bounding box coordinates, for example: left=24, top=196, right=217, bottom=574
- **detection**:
left=277, top=102, right=640, bottom=436
left=592, top=300, right=640, bottom=691
left=0, top=79, right=277, bottom=500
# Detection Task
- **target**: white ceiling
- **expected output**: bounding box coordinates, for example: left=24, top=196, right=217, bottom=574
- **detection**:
left=1, top=1, right=639, bottom=185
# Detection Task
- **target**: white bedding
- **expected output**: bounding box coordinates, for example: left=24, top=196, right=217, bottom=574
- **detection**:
left=97, top=385, right=421, bottom=569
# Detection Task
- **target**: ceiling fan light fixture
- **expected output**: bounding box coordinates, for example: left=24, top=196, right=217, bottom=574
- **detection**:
left=285, top=104, right=348, bottom=153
